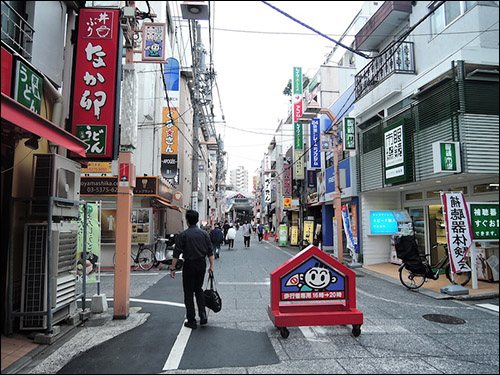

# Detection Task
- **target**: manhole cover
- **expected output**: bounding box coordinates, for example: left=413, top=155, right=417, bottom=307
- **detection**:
left=422, top=314, right=466, bottom=325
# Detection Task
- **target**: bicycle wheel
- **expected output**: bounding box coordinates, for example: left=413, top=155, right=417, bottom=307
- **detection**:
left=137, top=247, right=155, bottom=270
left=399, top=264, right=426, bottom=289
left=445, top=264, right=471, bottom=286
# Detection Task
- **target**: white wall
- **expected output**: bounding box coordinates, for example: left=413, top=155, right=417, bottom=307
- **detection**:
left=360, top=191, right=402, bottom=265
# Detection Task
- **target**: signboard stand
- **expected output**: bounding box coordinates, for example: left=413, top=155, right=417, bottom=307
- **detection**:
left=267, top=245, right=363, bottom=338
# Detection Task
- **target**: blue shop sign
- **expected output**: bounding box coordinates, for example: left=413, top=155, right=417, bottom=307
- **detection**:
left=370, top=211, right=398, bottom=235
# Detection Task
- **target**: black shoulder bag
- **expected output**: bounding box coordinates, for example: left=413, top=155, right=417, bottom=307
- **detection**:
left=204, top=272, right=222, bottom=313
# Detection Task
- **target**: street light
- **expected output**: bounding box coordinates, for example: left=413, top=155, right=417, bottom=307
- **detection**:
left=318, top=108, right=344, bottom=263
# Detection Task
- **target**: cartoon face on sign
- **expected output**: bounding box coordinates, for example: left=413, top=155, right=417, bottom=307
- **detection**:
left=280, top=257, right=345, bottom=301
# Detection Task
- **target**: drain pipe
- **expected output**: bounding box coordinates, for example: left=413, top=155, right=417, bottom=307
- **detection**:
left=46, top=7, right=77, bottom=157
left=44, top=75, right=64, bottom=155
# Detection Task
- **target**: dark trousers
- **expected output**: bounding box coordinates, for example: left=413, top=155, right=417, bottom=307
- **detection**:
left=227, top=239, right=234, bottom=248
left=244, top=236, right=250, bottom=247
left=182, top=259, right=206, bottom=323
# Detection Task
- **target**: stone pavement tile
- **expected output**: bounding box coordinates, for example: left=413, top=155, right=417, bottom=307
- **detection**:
left=247, top=359, right=348, bottom=374
left=424, top=355, right=500, bottom=374
left=427, top=333, right=499, bottom=355
left=337, top=356, right=443, bottom=374
left=277, top=337, right=374, bottom=360
left=363, top=317, right=449, bottom=334
left=358, top=333, right=456, bottom=358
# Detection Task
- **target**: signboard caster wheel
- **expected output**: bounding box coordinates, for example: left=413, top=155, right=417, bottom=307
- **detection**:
left=279, top=327, right=289, bottom=339
left=352, top=324, right=361, bottom=337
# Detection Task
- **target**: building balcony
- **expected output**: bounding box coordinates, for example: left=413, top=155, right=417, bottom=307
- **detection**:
left=1, top=1, right=34, bottom=60
left=354, top=41, right=416, bottom=101
left=355, top=1, right=413, bottom=52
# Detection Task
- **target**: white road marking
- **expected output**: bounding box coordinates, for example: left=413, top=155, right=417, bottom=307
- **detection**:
left=476, top=303, right=499, bottom=312
left=82, top=297, right=185, bottom=308
left=163, top=325, right=192, bottom=371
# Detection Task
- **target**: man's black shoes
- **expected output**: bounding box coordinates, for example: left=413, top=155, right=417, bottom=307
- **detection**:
left=184, top=320, right=197, bottom=329
left=200, top=311, right=208, bottom=325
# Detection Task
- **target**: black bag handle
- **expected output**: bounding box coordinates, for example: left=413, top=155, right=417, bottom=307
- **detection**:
left=208, top=272, right=217, bottom=290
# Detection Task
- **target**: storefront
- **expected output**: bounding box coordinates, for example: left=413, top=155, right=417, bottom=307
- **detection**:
left=80, top=175, right=182, bottom=266
left=361, top=177, right=499, bottom=282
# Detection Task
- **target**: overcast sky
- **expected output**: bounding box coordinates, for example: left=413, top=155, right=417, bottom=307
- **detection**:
left=206, top=1, right=364, bottom=183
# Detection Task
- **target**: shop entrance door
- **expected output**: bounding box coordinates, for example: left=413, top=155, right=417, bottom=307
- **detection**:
left=408, top=207, right=426, bottom=256
left=428, top=205, right=446, bottom=265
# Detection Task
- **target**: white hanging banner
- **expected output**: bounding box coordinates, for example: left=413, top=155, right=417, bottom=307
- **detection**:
left=441, top=192, right=473, bottom=273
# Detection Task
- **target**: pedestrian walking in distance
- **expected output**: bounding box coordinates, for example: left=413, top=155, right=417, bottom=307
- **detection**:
left=210, top=224, right=224, bottom=259
left=226, top=225, right=236, bottom=249
left=223, top=220, right=230, bottom=245
left=242, top=221, right=251, bottom=248
left=171, top=210, right=214, bottom=329
left=257, top=222, right=264, bottom=243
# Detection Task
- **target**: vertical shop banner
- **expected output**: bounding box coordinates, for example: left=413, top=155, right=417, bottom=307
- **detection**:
left=341, top=205, right=358, bottom=253
left=162, top=107, right=178, bottom=179
left=310, top=119, right=321, bottom=168
left=264, top=173, right=272, bottom=203
left=77, top=203, right=100, bottom=284
left=283, top=159, right=292, bottom=196
left=14, top=60, right=42, bottom=114
left=163, top=57, right=180, bottom=108
left=343, top=117, right=355, bottom=150
left=384, top=119, right=407, bottom=184
left=72, top=8, right=121, bottom=159
left=441, top=192, right=473, bottom=273
left=291, top=226, right=299, bottom=246
left=432, top=141, right=462, bottom=173
left=142, top=23, right=166, bottom=61
left=294, top=150, right=304, bottom=179
left=303, top=220, right=314, bottom=244
left=293, top=67, right=304, bottom=180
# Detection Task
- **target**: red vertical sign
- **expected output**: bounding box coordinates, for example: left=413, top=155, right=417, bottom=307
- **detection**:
left=71, top=8, right=121, bottom=159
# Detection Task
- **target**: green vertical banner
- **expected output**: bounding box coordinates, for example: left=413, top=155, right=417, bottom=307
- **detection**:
left=293, top=67, right=304, bottom=180
left=279, top=225, right=288, bottom=246
left=77, top=203, right=100, bottom=284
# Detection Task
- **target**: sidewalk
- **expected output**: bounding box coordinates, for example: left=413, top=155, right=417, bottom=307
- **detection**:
left=362, top=262, right=499, bottom=299
left=2, top=244, right=498, bottom=373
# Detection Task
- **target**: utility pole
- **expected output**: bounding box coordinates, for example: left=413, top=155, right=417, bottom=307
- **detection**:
left=114, top=2, right=137, bottom=319
left=190, top=20, right=202, bottom=212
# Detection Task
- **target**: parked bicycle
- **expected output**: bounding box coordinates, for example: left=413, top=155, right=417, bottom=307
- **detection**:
left=398, top=242, right=471, bottom=290
left=113, top=242, right=155, bottom=271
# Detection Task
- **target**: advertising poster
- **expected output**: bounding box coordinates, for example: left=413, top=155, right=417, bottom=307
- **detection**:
left=101, top=208, right=116, bottom=243
left=77, top=203, right=100, bottom=284
left=279, top=225, right=288, bottom=246
left=131, top=208, right=153, bottom=244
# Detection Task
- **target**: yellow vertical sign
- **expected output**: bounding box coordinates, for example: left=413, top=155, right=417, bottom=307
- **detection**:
left=303, top=220, right=314, bottom=244
left=291, top=226, right=299, bottom=245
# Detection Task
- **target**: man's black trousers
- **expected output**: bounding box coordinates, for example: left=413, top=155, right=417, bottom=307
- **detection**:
left=182, top=258, right=206, bottom=323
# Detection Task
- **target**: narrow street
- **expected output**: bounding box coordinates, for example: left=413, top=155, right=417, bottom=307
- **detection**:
left=19, top=231, right=499, bottom=374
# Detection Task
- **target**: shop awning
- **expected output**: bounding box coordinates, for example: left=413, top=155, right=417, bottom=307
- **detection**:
left=151, top=197, right=182, bottom=212
left=1, top=93, right=87, bottom=157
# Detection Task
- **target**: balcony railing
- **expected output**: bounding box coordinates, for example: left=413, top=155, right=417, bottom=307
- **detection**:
left=355, top=41, right=415, bottom=101
left=1, top=1, right=34, bottom=60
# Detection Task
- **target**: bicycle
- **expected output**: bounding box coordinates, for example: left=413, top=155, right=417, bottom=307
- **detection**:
left=399, top=243, right=471, bottom=290
left=113, top=243, right=155, bottom=271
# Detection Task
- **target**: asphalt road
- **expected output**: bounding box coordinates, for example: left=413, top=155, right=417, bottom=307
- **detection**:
left=23, top=232, right=499, bottom=374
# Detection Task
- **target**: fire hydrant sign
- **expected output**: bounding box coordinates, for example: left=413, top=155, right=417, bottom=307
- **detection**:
left=281, top=256, right=346, bottom=301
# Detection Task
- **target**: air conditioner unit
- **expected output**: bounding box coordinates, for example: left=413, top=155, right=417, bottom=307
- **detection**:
left=31, top=154, right=81, bottom=218
left=20, top=222, right=78, bottom=330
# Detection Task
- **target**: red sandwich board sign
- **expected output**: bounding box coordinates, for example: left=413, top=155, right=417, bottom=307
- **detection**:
left=267, top=245, right=363, bottom=338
